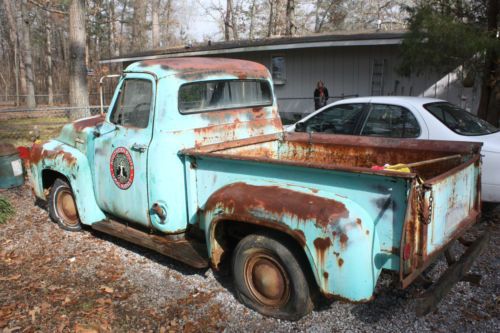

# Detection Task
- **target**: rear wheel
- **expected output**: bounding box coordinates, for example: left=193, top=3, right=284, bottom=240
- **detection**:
left=48, top=179, right=82, bottom=231
left=232, top=233, right=313, bottom=320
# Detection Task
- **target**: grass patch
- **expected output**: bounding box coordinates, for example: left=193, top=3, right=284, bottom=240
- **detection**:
left=0, top=196, right=15, bottom=224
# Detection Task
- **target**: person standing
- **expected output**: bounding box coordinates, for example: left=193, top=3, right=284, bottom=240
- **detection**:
left=314, top=81, right=329, bottom=110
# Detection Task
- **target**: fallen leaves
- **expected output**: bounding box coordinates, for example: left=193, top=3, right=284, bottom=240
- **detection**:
left=99, top=285, right=114, bottom=294
left=0, top=274, right=21, bottom=281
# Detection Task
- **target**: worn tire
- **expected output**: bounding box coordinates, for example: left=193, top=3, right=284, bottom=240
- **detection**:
left=232, top=233, right=313, bottom=321
left=48, top=179, right=82, bottom=231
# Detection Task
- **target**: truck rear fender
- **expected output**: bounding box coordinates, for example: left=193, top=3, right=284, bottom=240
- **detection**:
left=30, top=140, right=106, bottom=225
left=202, top=182, right=381, bottom=302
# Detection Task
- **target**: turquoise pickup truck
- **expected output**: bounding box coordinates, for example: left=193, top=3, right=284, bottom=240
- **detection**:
left=28, top=58, right=488, bottom=320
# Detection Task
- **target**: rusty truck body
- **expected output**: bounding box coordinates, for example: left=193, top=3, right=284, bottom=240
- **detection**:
left=28, top=58, right=488, bottom=320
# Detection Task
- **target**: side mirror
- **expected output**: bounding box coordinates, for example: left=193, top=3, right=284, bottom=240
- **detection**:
left=295, top=122, right=306, bottom=132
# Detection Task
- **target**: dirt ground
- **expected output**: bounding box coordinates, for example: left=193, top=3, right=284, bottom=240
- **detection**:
left=0, top=184, right=499, bottom=333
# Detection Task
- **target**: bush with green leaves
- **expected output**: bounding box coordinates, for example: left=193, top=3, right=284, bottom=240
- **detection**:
left=0, top=196, right=14, bottom=224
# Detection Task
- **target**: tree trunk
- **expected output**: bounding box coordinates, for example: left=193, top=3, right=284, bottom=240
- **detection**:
left=477, top=0, right=499, bottom=126
left=108, top=0, right=118, bottom=57
left=224, top=0, right=232, bottom=41
left=163, top=0, right=172, bottom=46
left=69, top=0, right=89, bottom=119
left=248, top=0, right=256, bottom=39
left=46, top=11, right=54, bottom=105
left=152, top=0, right=161, bottom=48
left=118, top=0, right=128, bottom=55
left=132, top=1, right=147, bottom=50
left=14, top=1, right=28, bottom=98
left=2, top=0, right=20, bottom=105
left=229, top=0, right=238, bottom=40
left=20, top=0, right=36, bottom=108
left=285, top=0, right=296, bottom=36
left=267, top=0, right=274, bottom=37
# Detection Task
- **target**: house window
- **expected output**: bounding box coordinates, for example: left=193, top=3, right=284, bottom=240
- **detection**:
left=271, top=56, right=286, bottom=85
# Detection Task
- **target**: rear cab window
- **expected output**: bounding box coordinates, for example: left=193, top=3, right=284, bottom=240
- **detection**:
left=178, top=80, right=273, bottom=113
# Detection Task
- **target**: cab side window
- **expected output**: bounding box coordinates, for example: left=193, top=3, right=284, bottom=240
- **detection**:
left=361, top=104, right=420, bottom=138
left=110, top=79, right=152, bottom=128
left=299, top=104, right=364, bottom=135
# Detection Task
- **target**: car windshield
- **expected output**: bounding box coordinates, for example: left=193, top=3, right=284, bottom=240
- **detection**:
left=424, top=102, right=499, bottom=136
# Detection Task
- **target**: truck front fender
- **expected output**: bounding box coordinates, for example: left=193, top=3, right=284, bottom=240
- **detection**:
left=30, top=140, right=106, bottom=225
left=202, top=182, right=381, bottom=302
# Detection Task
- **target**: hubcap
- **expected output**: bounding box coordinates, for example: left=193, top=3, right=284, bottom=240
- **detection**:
left=244, top=252, right=290, bottom=307
left=56, top=189, right=79, bottom=226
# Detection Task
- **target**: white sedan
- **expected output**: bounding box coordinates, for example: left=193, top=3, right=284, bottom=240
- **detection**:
left=288, top=96, right=500, bottom=202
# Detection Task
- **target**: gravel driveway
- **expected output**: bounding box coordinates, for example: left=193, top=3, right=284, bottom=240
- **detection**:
left=1, top=185, right=498, bottom=332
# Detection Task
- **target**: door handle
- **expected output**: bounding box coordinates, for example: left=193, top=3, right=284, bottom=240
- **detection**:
left=131, top=143, right=148, bottom=153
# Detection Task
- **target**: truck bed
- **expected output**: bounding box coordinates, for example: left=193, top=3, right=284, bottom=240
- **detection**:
left=182, top=132, right=481, bottom=301
left=185, top=132, right=479, bottom=181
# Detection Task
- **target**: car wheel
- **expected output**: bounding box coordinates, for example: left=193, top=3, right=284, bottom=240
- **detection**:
left=232, top=233, right=313, bottom=321
left=48, top=179, right=82, bottom=231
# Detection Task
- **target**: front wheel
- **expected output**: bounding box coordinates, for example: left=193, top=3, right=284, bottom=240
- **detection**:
left=232, top=233, right=313, bottom=321
left=48, top=179, right=82, bottom=231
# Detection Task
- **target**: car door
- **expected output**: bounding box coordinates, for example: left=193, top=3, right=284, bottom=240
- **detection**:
left=93, top=74, right=155, bottom=226
left=295, top=103, right=367, bottom=134
left=360, top=103, right=425, bottom=139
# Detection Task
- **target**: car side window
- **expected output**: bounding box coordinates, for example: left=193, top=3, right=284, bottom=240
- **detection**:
left=299, top=104, right=365, bottom=135
left=110, top=79, right=152, bottom=128
left=361, top=104, right=420, bottom=138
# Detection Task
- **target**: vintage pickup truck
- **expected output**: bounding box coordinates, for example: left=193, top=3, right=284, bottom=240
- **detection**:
left=28, top=57, right=488, bottom=320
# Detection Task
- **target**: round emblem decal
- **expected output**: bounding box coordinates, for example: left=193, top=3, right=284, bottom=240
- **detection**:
left=110, top=147, right=135, bottom=190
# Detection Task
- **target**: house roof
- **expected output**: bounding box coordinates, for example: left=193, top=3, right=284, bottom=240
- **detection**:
left=100, top=31, right=406, bottom=65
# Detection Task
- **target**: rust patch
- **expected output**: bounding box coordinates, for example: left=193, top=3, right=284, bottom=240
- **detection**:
left=204, top=182, right=349, bottom=230
left=339, top=233, right=349, bottom=248
left=72, top=115, right=105, bottom=132
left=137, top=58, right=269, bottom=81
left=30, top=143, right=44, bottom=165
left=323, top=271, right=329, bottom=279
left=356, top=218, right=362, bottom=227
left=313, top=237, right=332, bottom=268
left=338, top=258, right=344, bottom=267
left=366, top=230, right=370, bottom=235
left=293, top=229, right=306, bottom=247
left=29, top=144, right=76, bottom=167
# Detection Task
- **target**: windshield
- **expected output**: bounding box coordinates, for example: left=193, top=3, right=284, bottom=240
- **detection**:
left=424, top=102, right=498, bottom=136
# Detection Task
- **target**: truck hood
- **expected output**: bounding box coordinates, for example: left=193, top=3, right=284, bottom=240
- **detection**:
left=57, top=115, right=105, bottom=147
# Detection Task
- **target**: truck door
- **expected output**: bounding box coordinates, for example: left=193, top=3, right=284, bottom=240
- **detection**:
left=93, top=73, right=155, bottom=226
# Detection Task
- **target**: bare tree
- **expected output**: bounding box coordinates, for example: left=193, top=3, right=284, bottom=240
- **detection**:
left=20, top=0, right=36, bottom=108
left=285, top=0, right=296, bottom=36
left=46, top=10, right=53, bottom=105
left=69, top=0, right=89, bottom=118
left=2, top=0, right=20, bottom=105
left=152, top=0, right=161, bottom=48
left=131, top=1, right=147, bottom=50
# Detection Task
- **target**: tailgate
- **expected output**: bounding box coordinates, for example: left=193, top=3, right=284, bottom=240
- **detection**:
left=400, top=155, right=481, bottom=287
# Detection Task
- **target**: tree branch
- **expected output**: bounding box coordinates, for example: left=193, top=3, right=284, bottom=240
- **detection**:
left=27, top=0, right=67, bottom=15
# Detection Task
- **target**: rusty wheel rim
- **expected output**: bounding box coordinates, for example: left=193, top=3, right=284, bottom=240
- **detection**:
left=56, top=188, right=79, bottom=226
left=244, top=251, right=290, bottom=307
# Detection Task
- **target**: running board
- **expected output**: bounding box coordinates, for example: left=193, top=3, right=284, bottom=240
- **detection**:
left=92, top=220, right=209, bottom=269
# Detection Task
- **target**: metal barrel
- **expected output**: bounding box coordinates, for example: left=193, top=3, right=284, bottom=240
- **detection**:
left=0, top=143, right=24, bottom=189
